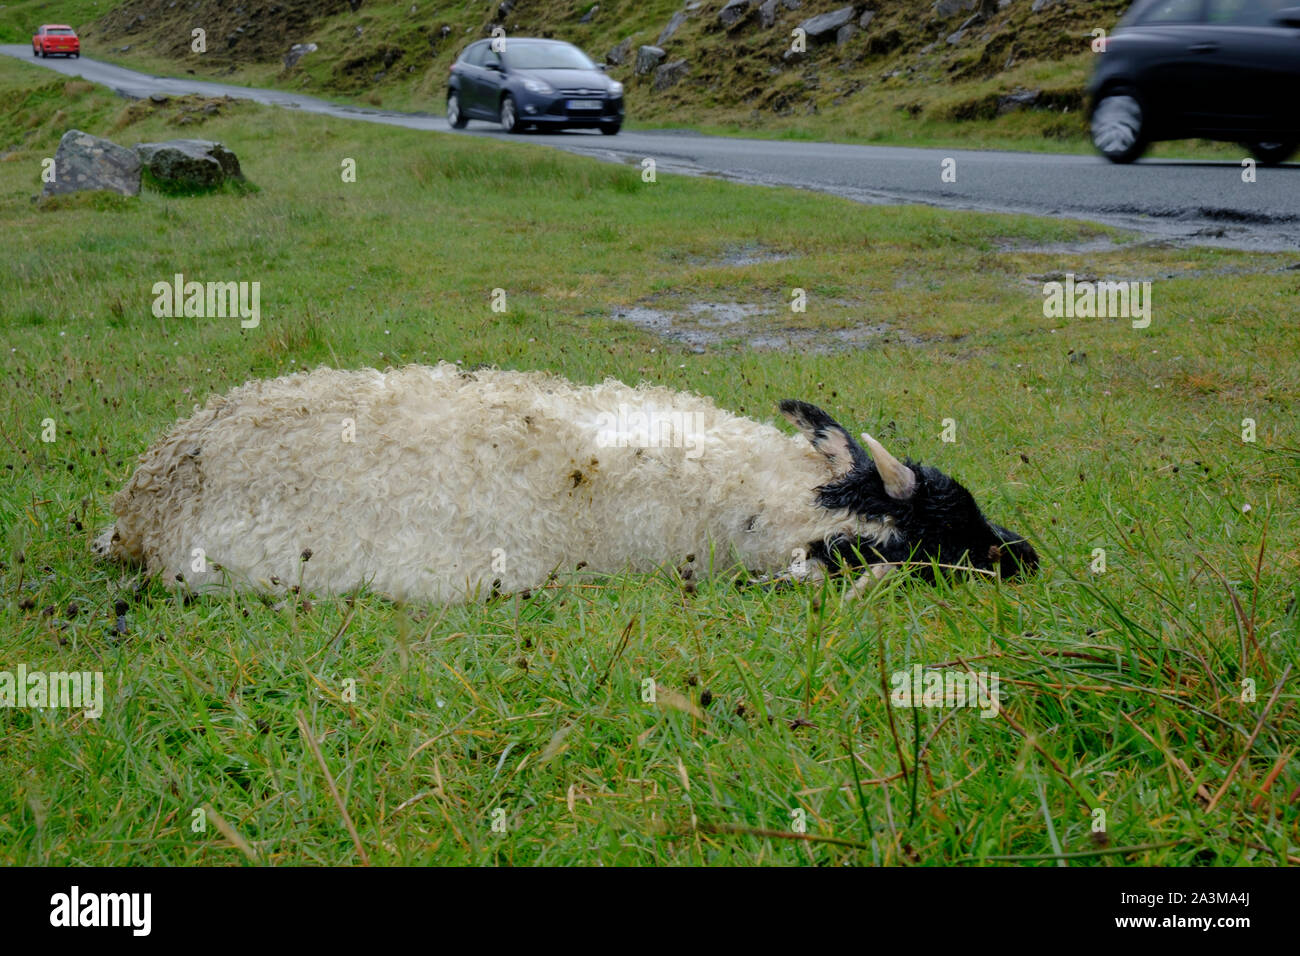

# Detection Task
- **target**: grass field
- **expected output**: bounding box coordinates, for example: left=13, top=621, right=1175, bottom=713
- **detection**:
left=1, top=53, right=1297, bottom=865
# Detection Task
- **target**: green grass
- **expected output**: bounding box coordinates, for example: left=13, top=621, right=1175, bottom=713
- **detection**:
left=1, top=53, right=1298, bottom=866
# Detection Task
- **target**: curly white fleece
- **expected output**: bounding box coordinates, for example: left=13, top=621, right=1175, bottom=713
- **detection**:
left=95, top=363, right=863, bottom=603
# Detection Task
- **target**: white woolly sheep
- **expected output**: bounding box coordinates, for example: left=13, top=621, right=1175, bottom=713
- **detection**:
left=94, top=363, right=1036, bottom=602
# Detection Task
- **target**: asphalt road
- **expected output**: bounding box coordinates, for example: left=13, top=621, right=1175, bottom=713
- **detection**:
left=6, top=45, right=1299, bottom=250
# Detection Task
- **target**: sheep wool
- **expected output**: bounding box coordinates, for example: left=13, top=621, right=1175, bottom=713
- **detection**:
left=95, top=363, right=859, bottom=602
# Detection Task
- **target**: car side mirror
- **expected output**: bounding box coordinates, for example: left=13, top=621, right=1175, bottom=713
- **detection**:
left=596, top=63, right=606, bottom=72
left=1274, top=5, right=1300, bottom=26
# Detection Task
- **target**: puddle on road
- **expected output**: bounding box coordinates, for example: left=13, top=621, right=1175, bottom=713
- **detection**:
left=611, top=301, right=923, bottom=354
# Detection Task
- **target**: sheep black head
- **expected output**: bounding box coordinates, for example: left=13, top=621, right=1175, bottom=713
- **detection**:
left=780, top=400, right=1038, bottom=582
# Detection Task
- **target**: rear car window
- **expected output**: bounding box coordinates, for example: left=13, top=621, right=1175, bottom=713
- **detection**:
left=462, top=43, right=484, bottom=66
left=49, top=28, right=75, bottom=35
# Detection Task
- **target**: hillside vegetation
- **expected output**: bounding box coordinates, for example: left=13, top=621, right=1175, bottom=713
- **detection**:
left=6, top=0, right=1135, bottom=149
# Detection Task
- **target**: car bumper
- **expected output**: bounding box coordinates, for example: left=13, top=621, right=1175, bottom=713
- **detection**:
left=516, top=91, right=624, bottom=126
left=42, top=43, right=79, bottom=53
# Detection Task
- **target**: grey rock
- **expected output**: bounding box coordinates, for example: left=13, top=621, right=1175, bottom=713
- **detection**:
left=606, top=36, right=632, bottom=65
left=659, top=9, right=689, bottom=43
left=283, top=42, right=317, bottom=69
left=799, top=6, right=856, bottom=39
left=1031, top=0, right=1064, bottom=9
left=719, top=0, right=753, bottom=29
left=149, top=93, right=170, bottom=104
left=837, top=23, right=855, bottom=44
left=997, top=88, right=1041, bottom=113
left=579, top=4, right=598, bottom=23
left=635, top=44, right=667, bottom=75
left=933, top=0, right=976, bottom=15
left=782, top=0, right=802, bottom=8
left=759, top=0, right=779, bottom=27
left=782, top=47, right=806, bottom=63
left=859, top=9, right=875, bottom=27
left=653, top=58, right=689, bottom=91
left=134, top=139, right=243, bottom=189
left=43, top=130, right=140, bottom=198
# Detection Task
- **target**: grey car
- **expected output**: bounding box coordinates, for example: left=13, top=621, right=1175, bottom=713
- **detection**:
left=447, top=38, right=625, bottom=135
left=1087, top=0, right=1300, bottom=164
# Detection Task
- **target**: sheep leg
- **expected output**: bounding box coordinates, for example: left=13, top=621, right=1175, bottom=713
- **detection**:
left=842, top=563, right=894, bottom=603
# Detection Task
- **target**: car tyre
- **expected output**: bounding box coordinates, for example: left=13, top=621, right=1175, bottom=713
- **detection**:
left=499, top=94, right=520, bottom=133
left=1091, top=90, right=1148, bottom=164
left=446, top=91, right=468, bottom=129
left=1245, top=141, right=1296, bottom=166
left=600, top=122, right=622, bottom=136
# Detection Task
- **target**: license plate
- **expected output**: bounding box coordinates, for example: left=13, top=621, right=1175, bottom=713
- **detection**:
left=568, top=99, right=602, bottom=110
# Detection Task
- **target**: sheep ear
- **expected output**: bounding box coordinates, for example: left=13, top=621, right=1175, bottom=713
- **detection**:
left=861, top=433, right=917, bottom=500
left=779, top=400, right=867, bottom=477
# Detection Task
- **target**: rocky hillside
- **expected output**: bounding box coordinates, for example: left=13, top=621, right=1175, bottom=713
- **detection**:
left=72, top=0, right=1132, bottom=142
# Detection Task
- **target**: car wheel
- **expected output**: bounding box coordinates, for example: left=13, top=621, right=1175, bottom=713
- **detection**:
left=1245, top=141, right=1296, bottom=166
left=499, top=94, right=520, bottom=133
left=446, top=92, right=467, bottom=129
left=36, top=46, right=43, bottom=57
left=73, top=52, right=80, bottom=58
left=1091, top=91, right=1147, bottom=164
left=600, top=122, right=622, bottom=136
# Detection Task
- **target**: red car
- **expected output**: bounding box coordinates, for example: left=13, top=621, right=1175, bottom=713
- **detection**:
left=32, top=24, right=80, bottom=58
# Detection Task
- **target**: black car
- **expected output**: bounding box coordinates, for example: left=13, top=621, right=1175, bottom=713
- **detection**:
left=1087, top=0, right=1300, bottom=164
left=447, top=38, right=624, bottom=135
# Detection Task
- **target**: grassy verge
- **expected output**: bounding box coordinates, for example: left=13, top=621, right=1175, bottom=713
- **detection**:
left=1, top=53, right=1297, bottom=866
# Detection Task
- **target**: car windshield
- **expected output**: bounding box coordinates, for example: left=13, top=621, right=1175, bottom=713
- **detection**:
left=503, top=43, right=595, bottom=70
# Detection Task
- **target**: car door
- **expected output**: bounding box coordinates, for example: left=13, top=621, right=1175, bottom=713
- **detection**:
left=1129, top=0, right=1213, bottom=133
left=1204, top=0, right=1300, bottom=135
left=456, top=43, right=484, bottom=116
left=479, top=46, right=506, bottom=118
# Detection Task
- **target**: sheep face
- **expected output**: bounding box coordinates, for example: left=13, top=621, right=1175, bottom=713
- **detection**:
left=779, top=401, right=1038, bottom=582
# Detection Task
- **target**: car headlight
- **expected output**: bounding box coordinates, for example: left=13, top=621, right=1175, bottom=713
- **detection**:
left=608, top=81, right=624, bottom=97
left=522, top=78, right=554, bottom=94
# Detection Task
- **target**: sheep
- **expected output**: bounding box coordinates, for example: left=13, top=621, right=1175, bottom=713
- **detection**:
left=93, top=363, right=1037, bottom=603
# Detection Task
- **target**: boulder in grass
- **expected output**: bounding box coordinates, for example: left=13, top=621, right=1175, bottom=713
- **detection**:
left=43, top=130, right=141, bottom=198
left=134, top=139, right=243, bottom=190
left=635, top=45, right=666, bottom=75
left=283, top=42, right=317, bottom=70
left=719, top=0, right=753, bottom=29
left=799, top=5, right=856, bottom=39
left=653, top=59, right=689, bottom=91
